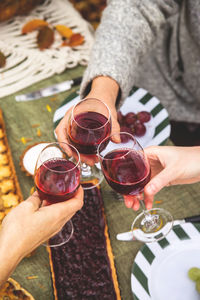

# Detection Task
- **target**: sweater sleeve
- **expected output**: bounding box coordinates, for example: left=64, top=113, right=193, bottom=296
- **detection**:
left=80, top=0, right=181, bottom=103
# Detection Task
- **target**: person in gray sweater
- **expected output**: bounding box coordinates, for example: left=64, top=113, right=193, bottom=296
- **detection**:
left=80, top=0, right=200, bottom=125
left=56, top=0, right=200, bottom=210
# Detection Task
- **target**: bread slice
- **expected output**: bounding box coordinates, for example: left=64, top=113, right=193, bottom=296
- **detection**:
left=0, top=109, right=23, bottom=227
left=48, top=182, right=121, bottom=299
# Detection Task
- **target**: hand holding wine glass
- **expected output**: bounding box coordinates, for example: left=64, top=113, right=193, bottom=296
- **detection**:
left=0, top=188, right=83, bottom=287
left=124, top=145, right=200, bottom=211
left=55, top=77, right=121, bottom=162
left=55, top=105, right=98, bottom=166
left=67, top=98, right=112, bottom=189
left=34, top=142, right=81, bottom=247
left=97, top=132, right=173, bottom=243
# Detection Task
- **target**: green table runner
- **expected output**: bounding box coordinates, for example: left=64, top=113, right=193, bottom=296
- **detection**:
left=1, top=65, right=200, bottom=300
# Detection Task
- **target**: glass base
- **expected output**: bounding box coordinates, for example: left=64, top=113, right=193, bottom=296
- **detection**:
left=80, top=163, right=104, bottom=190
left=131, top=208, right=173, bottom=243
left=44, top=219, right=74, bottom=247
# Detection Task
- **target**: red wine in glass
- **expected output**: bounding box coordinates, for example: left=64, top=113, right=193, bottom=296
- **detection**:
left=34, top=142, right=81, bottom=247
left=101, top=149, right=150, bottom=195
left=35, top=158, right=80, bottom=204
left=67, top=98, right=111, bottom=190
left=68, top=111, right=111, bottom=155
left=98, top=132, right=173, bottom=243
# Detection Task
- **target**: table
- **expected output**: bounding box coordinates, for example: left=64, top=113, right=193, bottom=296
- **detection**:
left=2, top=65, right=200, bottom=300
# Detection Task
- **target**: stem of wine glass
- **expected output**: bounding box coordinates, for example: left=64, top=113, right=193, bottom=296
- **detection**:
left=138, top=196, right=146, bottom=211
left=81, top=162, right=92, bottom=177
left=80, top=162, right=104, bottom=190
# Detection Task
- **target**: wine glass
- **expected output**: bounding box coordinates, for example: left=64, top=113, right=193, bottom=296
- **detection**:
left=34, top=142, right=81, bottom=247
left=97, top=132, right=173, bottom=243
left=67, top=98, right=111, bottom=190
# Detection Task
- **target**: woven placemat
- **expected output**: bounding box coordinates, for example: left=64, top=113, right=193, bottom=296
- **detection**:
left=0, top=0, right=94, bottom=97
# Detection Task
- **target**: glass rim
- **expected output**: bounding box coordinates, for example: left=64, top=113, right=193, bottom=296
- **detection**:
left=37, top=142, right=81, bottom=173
left=97, top=131, right=139, bottom=160
left=71, top=97, right=111, bottom=131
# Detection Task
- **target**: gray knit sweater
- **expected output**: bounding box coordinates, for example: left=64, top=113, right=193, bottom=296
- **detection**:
left=80, top=0, right=200, bottom=123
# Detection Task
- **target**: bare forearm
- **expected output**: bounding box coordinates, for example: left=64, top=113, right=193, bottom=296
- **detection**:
left=0, top=189, right=84, bottom=288
left=0, top=235, right=22, bottom=287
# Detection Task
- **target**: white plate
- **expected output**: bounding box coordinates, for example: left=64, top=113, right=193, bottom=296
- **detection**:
left=21, top=142, right=64, bottom=176
left=53, top=87, right=171, bottom=147
left=131, top=222, right=200, bottom=300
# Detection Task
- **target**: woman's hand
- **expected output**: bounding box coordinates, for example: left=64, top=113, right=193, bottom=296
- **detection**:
left=55, top=105, right=98, bottom=165
left=0, top=187, right=83, bottom=286
left=84, top=76, right=121, bottom=141
left=124, top=146, right=200, bottom=211
left=55, top=76, right=121, bottom=165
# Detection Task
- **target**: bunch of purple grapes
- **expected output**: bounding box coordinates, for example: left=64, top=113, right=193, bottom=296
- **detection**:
left=117, top=110, right=151, bottom=137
